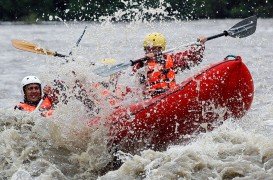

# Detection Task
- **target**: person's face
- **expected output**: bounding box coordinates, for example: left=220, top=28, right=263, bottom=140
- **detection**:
left=144, top=46, right=163, bottom=54
left=24, top=83, right=41, bottom=103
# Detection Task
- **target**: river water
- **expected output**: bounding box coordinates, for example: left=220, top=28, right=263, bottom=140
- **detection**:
left=0, top=18, right=273, bottom=179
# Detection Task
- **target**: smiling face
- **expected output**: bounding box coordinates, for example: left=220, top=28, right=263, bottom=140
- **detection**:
left=23, top=83, right=42, bottom=103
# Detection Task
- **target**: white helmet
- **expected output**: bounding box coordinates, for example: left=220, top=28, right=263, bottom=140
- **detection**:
left=21, top=76, right=41, bottom=87
left=21, top=76, right=42, bottom=100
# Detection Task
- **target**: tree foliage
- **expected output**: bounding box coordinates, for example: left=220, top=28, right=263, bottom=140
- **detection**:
left=0, top=0, right=272, bottom=22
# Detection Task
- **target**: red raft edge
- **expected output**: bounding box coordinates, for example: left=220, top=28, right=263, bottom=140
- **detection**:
left=90, top=55, right=254, bottom=151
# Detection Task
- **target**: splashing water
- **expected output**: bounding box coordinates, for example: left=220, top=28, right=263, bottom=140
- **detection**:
left=100, top=120, right=273, bottom=179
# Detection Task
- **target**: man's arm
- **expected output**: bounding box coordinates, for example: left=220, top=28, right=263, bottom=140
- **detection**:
left=43, top=85, right=59, bottom=105
left=173, top=36, right=207, bottom=71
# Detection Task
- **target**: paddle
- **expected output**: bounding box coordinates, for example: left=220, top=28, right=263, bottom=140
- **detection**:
left=12, top=39, right=68, bottom=58
left=69, top=25, right=87, bottom=56
left=206, top=15, right=257, bottom=41
left=94, top=15, right=257, bottom=77
left=31, top=95, right=46, bottom=114
left=94, top=48, right=176, bottom=77
left=11, top=26, right=88, bottom=59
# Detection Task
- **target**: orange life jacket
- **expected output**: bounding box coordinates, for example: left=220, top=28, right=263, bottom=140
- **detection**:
left=146, top=55, right=176, bottom=94
left=15, top=97, right=53, bottom=117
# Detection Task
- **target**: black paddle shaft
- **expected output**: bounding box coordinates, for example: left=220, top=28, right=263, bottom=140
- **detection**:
left=54, top=52, right=68, bottom=58
left=130, top=50, right=168, bottom=66
left=69, top=25, right=88, bottom=56
left=130, top=57, right=149, bottom=66
left=207, top=31, right=229, bottom=41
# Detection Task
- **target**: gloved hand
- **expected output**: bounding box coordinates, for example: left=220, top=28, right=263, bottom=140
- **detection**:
left=197, top=36, right=207, bottom=44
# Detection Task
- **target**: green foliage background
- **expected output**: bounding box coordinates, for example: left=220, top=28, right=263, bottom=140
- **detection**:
left=0, top=0, right=272, bottom=22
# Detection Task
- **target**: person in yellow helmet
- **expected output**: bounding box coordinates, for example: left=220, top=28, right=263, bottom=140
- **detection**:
left=133, top=32, right=207, bottom=97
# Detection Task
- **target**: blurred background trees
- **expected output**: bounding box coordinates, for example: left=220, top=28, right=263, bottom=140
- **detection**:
left=0, top=0, right=272, bottom=22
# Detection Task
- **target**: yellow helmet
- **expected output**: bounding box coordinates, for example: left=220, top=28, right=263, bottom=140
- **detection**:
left=143, top=32, right=166, bottom=50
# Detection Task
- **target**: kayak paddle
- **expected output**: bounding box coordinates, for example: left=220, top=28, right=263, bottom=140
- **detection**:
left=69, top=25, right=87, bottom=56
left=31, top=94, right=47, bottom=114
left=94, top=15, right=257, bottom=77
left=12, top=26, right=88, bottom=59
left=206, top=15, right=257, bottom=41
left=94, top=48, right=176, bottom=77
left=12, top=39, right=68, bottom=58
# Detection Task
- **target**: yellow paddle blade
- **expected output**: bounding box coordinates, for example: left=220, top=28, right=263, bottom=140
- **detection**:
left=100, top=58, right=116, bottom=65
left=11, top=39, right=56, bottom=56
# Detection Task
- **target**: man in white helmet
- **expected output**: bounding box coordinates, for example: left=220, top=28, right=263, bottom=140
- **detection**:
left=132, top=32, right=207, bottom=97
left=14, top=76, right=58, bottom=116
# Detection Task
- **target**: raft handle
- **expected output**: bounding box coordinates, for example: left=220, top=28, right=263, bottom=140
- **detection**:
left=225, top=55, right=237, bottom=61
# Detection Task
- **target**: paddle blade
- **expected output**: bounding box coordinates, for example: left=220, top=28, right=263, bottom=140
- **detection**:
left=94, top=62, right=132, bottom=77
left=227, top=15, right=257, bottom=38
left=12, top=39, right=56, bottom=56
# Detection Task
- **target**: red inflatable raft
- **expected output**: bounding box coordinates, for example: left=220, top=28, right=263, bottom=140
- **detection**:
left=92, top=55, right=254, bottom=151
